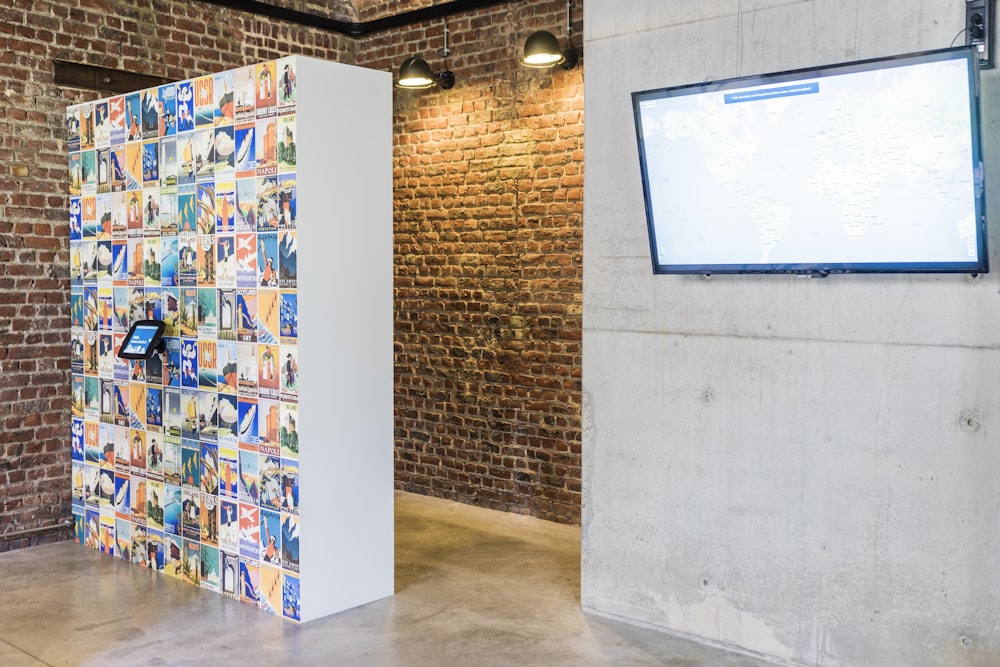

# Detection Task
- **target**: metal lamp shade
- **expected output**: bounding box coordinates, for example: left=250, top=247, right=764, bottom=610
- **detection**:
left=397, top=57, right=436, bottom=88
left=522, top=30, right=564, bottom=67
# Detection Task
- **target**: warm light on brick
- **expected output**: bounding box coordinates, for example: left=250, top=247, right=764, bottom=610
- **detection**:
left=0, top=0, right=583, bottom=550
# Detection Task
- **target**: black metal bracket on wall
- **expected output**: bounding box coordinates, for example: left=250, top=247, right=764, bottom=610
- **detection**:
left=195, top=0, right=521, bottom=37
left=967, top=0, right=996, bottom=68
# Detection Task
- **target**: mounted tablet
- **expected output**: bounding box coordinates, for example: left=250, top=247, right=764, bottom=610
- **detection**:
left=118, top=320, right=166, bottom=359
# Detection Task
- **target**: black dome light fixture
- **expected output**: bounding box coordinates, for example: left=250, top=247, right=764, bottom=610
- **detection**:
left=397, top=57, right=439, bottom=89
left=396, top=19, right=456, bottom=90
left=522, top=0, right=578, bottom=70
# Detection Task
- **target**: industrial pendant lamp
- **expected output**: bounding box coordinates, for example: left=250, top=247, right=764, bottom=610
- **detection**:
left=521, top=0, right=578, bottom=70
left=397, top=57, right=437, bottom=89
left=522, top=31, right=565, bottom=67
left=396, top=20, right=456, bottom=90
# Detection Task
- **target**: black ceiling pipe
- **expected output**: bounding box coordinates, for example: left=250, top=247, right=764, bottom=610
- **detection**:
left=195, top=0, right=521, bottom=37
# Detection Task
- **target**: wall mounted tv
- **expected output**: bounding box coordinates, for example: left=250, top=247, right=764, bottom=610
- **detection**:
left=632, top=47, right=988, bottom=276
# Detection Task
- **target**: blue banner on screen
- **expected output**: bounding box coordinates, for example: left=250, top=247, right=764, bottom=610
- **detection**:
left=724, top=82, right=819, bottom=104
left=123, top=326, right=159, bottom=356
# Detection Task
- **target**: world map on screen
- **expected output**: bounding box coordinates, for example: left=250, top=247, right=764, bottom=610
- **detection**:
left=637, top=54, right=983, bottom=270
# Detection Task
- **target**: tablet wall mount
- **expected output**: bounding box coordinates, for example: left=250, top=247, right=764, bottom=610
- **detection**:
left=117, top=320, right=166, bottom=359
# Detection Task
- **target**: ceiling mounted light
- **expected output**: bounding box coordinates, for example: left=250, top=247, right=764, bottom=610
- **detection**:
left=396, top=20, right=456, bottom=90
left=521, top=0, right=578, bottom=70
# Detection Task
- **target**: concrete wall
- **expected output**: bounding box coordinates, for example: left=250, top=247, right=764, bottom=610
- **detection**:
left=581, top=1, right=1000, bottom=665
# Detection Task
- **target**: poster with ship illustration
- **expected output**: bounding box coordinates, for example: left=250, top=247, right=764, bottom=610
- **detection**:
left=239, top=396, right=260, bottom=449
left=234, top=66, right=256, bottom=124
left=234, top=123, right=257, bottom=178
left=216, top=393, right=239, bottom=446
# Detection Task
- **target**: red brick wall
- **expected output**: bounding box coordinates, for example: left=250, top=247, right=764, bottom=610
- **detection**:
left=0, top=0, right=353, bottom=551
left=0, top=0, right=582, bottom=550
left=358, top=0, right=583, bottom=523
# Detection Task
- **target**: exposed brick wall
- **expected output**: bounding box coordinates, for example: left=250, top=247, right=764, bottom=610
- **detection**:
left=358, top=0, right=584, bottom=523
left=0, top=0, right=582, bottom=549
left=353, top=0, right=438, bottom=21
left=252, top=0, right=357, bottom=22
left=0, top=0, right=352, bottom=550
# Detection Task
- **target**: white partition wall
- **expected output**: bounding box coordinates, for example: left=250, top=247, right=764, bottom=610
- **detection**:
left=67, top=56, right=393, bottom=623
left=295, top=58, right=394, bottom=622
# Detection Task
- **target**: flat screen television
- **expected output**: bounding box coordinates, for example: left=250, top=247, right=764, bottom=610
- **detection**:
left=632, top=47, right=988, bottom=275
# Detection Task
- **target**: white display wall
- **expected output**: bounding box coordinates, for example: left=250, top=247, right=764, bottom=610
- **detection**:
left=68, top=56, right=393, bottom=623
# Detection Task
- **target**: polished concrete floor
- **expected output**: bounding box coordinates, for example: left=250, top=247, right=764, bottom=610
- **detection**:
left=0, top=492, right=776, bottom=666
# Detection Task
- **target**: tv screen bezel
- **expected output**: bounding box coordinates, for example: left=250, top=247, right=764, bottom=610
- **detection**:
left=117, top=319, right=166, bottom=360
left=632, top=46, right=989, bottom=276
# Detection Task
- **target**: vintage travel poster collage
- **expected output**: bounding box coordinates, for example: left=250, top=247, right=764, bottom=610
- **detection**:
left=68, top=57, right=302, bottom=621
